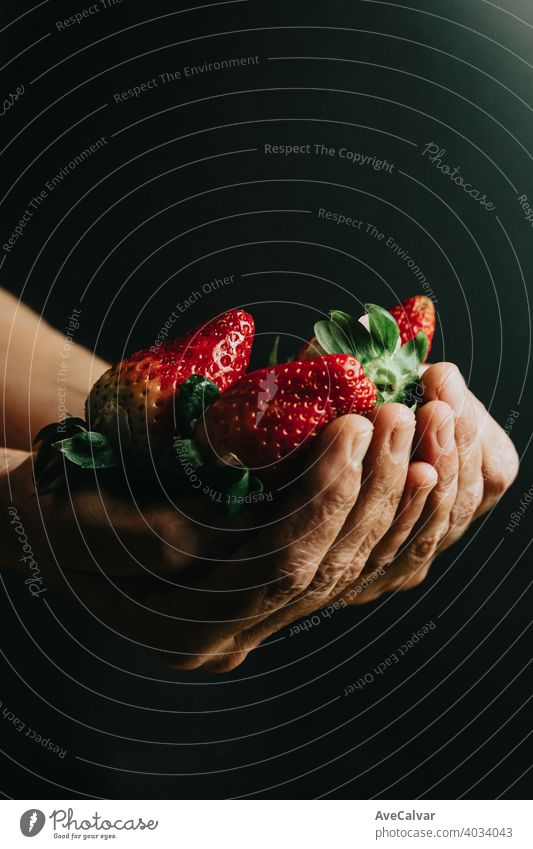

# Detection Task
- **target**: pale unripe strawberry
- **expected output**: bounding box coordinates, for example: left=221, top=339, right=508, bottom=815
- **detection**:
left=85, top=309, right=254, bottom=461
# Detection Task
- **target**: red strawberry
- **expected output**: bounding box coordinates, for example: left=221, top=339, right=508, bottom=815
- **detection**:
left=195, top=354, right=377, bottom=484
left=388, top=295, right=435, bottom=359
left=296, top=300, right=434, bottom=404
left=86, top=308, right=254, bottom=460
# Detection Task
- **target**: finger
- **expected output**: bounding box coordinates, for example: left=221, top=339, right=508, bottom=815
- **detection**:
left=472, top=396, right=519, bottom=517
left=365, top=461, right=438, bottom=572
left=421, top=363, right=484, bottom=547
left=317, top=403, right=416, bottom=594
left=227, top=405, right=416, bottom=651
left=387, top=400, right=458, bottom=589
left=118, top=415, right=374, bottom=669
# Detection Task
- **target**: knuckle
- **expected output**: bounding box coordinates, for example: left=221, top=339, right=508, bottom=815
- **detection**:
left=322, top=480, right=359, bottom=514
left=395, top=514, right=421, bottom=536
left=483, top=440, right=519, bottom=498
left=488, top=476, right=509, bottom=500
left=407, top=533, right=441, bottom=564
left=438, top=473, right=459, bottom=500
left=334, top=557, right=366, bottom=592
left=449, top=484, right=484, bottom=528
left=370, top=470, right=403, bottom=502
left=267, top=562, right=315, bottom=607
left=484, top=465, right=517, bottom=499
left=454, top=413, right=478, bottom=453
left=367, top=553, right=392, bottom=571
left=307, top=559, right=347, bottom=599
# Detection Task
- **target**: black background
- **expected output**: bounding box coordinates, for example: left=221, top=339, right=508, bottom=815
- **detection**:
left=0, top=0, right=532, bottom=799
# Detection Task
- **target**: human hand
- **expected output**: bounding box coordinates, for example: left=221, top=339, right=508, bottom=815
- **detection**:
left=2, top=405, right=418, bottom=672
left=344, top=363, right=519, bottom=603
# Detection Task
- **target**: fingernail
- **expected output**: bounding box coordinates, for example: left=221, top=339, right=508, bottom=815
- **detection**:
left=391, top=423, right=414, bottom=460
left=437, top=414, right=455, bottom=451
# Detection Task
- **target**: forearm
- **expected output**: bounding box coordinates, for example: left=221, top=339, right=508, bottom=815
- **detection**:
left=0, top=289, right=109, bottom=450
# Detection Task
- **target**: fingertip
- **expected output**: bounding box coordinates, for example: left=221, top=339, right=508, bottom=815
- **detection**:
left=305, top=414, right=373, bottom=490
left=422, top=362, right=467, bottom=413
left=407, top=461, right=439, bottom=494
left=416, top=398, right=454, bottom=428
left=369, top=402, right=415, bottom=429
left=320, top=413, right=373, bottom=452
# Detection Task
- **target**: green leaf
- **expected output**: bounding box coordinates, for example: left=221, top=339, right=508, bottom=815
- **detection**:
left=198, top=460, right=251, bottom=516
left=330, top=310, right=374, bottom=361
left=314, top=320, right=353, bottom=355
left=365, top=303, right=400, bottom=355
left=52, top=431, right=119, bottom=469
left=223, top=468, right=251, bottom=516
left=176, top=374, right=220, bottom=437
left=157, top=438, right=203, bottom=483
left=268, top=336, right=280, bottom=367
left=402, top=330, right=429, bottom=365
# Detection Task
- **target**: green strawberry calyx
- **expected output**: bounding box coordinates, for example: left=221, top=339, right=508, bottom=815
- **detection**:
left=313, top=304, right=428, bottom=404
left=33, top=416, right=120, bottom=494
left=32, top=377, right=262, bottom=515
left=157, top=375, right=265, bottom=516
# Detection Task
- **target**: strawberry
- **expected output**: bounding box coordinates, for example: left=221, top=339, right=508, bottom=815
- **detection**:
left=388, top=295, right=435, bottom=359
left=297, top=301, right=433, bottom=405
left=194, top=354, right=377, bottom=485
left=85, top=308, right=254, bottom=461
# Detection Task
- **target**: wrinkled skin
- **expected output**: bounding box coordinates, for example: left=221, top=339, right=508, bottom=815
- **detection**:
left=4, top=363, right=518, bottom=673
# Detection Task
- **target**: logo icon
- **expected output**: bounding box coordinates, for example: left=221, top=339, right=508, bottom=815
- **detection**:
left=256, top=369, right=278, bottom=425
left=20, top=810, right=45, bottom=837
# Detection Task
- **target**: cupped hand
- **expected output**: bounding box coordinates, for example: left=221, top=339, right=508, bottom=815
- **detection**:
left=74, top=403, right=422, bottom=672
left=345, top=362, right=519, bottom=603
left=4, top=363, right=517, bottom=672
left=5, top=405, right=418, bottom=672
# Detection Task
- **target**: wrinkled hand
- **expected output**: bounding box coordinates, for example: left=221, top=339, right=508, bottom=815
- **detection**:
left=5, top=406, right=413, bottom=672
left=348, top=363, right=519, bottom=603
left=3, top=363, right=518, bottom=672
